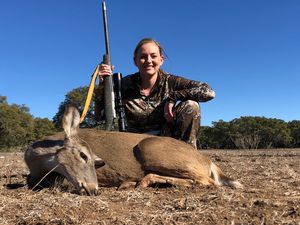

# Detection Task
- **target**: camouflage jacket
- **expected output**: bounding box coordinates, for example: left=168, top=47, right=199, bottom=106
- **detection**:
left=94, top=70, right=215, bottom=132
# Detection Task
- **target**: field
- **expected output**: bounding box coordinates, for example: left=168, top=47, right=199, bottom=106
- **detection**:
left=0, top=149, right=299, bottom=225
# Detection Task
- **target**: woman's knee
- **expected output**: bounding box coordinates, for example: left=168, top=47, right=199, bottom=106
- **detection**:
left=176, top=100, right=200, bottom=117
left=186, top=100, right=200, bottom=112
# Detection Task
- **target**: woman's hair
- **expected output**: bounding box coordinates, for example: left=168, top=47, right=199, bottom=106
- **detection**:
left=133, top=38, right=165, bottom=61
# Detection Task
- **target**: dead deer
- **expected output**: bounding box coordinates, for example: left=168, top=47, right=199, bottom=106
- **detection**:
left=25, top=106, right=242, bottom=195
left=79, top=129, right=242, bottom=189
left=24, top=106, right=105, bottom=195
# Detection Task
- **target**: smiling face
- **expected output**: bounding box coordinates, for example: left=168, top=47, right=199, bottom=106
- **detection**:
left=134, top=41, right=164, bottom=77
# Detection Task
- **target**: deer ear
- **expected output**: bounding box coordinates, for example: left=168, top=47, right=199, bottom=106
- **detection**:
left=62, top=105, right=80, bottom=138
left=95, top=157, right=105, bottom=169
left=93, top=151, right=105, bottom=168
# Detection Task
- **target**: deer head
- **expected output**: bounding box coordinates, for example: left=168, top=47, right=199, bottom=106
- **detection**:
left=55, top=105, right=104, bottom=195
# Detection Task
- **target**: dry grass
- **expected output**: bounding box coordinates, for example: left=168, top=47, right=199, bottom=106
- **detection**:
left=0, top=149, right=299, bottom=225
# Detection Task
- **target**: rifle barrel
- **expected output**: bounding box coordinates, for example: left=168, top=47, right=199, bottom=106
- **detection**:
left=102, top=1, right=111, bottom=64
left=102, top=0, right=115, bottom=131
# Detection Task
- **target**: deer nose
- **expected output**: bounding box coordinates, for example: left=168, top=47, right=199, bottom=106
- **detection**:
left=92, top=188, right=99, bottom=196
left=79, top=183, right=99, bottom=196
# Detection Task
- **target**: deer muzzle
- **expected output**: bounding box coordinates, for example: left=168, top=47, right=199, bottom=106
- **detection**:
left=79, top=182, right=99, bottom=196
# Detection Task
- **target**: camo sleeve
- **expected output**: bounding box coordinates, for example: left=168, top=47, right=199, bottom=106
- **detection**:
left=167, top=74, right=215, bottom=103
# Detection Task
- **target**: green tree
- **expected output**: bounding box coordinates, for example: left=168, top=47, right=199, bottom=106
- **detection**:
left=33, top=118, right=58, bottom=140
left=198, top=117, right=293, bottom=149
left=0, top=96, right=58, bottom=151
left=229, top=117, right=291, bottom=149
left=12, top=103, right=30, bottom=113
left=198, top=120, right=235, bottom=149
left=0, top=96, right=8, bottom=104
left=212, top=120, right=236, bottom=149
left=288, top=120, right=300, bottom=147
left=229, top=117, right=263, bottom=149
left=198, top=126, right=214, bottom=149
left=53, top=86, right=95, bottom=128
left=0, top=103, right=34, bottom=150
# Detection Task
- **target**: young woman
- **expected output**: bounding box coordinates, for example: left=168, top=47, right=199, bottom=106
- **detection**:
left=95, top=38, right=215, bottom=148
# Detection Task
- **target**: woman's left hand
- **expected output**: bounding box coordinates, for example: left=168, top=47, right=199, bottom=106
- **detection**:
left=164, top=101, right=175, bottom=123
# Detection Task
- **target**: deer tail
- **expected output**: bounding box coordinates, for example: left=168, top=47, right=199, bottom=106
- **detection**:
left=210, top=162, right=243, bottom=189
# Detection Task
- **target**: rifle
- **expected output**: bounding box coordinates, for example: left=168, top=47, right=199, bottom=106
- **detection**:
left=102, top=0, right=126, bottom=131
left=80, top=0, right=126, bottom=132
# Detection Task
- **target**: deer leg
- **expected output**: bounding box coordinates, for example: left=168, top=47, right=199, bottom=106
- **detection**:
left=137, top=173, right=195, bottom=188
left=195, top=177, right=216, bottom=186
left=118, top=181, right=138, bottom=190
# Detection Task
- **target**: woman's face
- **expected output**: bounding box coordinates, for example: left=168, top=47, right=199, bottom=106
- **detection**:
left=134, top=42, right=164, bottom=77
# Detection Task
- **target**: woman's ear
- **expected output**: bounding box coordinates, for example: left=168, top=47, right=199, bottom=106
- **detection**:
left=160, top=55, right=164, bottom=66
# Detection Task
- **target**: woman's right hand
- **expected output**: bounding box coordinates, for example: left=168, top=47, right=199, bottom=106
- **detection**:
left=98, top=64, right=114, bottom=81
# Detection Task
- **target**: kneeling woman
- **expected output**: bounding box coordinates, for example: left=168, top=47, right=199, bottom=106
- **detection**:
left=95, top=38, right=215, bottom=149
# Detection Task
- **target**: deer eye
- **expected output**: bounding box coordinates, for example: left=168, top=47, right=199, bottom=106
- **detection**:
left=80, top=152, right=88, bottom=162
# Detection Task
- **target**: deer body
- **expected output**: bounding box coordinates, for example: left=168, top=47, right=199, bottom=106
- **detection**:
left=78, top=129, right=149, bottom=187
left=25, top=106, right=242, bottom=195
left=79, top=130, right=242, bottom=189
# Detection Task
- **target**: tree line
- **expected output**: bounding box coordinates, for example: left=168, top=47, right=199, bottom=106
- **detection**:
left=1, top=89, right=299, bottom=151
left=198, top=117, right=300, bottom=149
left=0, top=96, right=57, bottom=151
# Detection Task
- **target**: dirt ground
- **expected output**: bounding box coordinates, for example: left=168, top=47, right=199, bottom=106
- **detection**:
left=0, top=148, right=299, bottom=225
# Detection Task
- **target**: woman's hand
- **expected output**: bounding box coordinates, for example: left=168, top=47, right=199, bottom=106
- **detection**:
left=164, top=101, right=175, bottom=123
left=98, top=64, right=114, bottom=82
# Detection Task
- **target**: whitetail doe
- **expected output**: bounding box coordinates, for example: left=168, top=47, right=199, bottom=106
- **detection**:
left=25, top=106, right=242, bottom=195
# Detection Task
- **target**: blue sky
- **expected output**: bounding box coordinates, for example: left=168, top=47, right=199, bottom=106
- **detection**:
left=0, top=0, right=299, bottom=126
